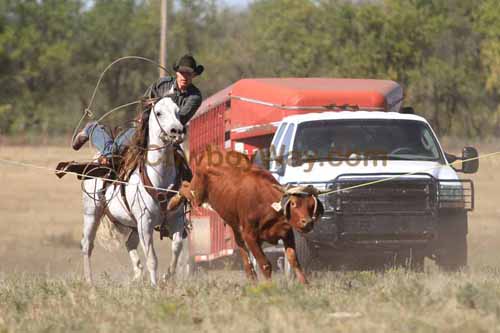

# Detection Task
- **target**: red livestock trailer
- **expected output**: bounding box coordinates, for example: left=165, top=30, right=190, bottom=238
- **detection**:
left=185, top=78, right=403, bottom=267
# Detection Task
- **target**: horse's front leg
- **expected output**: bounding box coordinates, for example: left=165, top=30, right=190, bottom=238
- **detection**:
left=137, top=216, right=158, bottom=287
left=125, top=230, right=143, bottom=281
left=164, top=231, right=183, bottom=280
left=81, top=182, right=104, bottom=284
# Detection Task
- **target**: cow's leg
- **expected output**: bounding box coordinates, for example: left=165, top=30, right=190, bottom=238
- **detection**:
left=242, top=233, right=272, bottom=280
left=81, top=189, right=103, bottom=284
left=137, top=218, right=158, bottom=287
left=233, top=229, right=257, bottom=281
left=283, top=231, right=308, bottom=284
left=125, top=230, right=143, bottom=281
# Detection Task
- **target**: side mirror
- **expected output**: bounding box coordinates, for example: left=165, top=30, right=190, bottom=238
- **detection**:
left=401, top=106, right=415, bottom=114
left=462, top=146, right=479, bottom=174
left=445, top=152, right=458, bottom=164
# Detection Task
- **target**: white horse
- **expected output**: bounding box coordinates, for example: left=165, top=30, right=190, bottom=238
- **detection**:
left=81, top=97, right=186, bottom=286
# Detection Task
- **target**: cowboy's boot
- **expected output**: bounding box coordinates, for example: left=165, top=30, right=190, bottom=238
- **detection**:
left=72, top=121, right=97, bottom=150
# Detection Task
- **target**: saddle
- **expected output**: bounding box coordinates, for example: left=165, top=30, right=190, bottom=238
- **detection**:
left=55, top=146, right=192, bottom=182
left=55, top=159, right=118, bottom=180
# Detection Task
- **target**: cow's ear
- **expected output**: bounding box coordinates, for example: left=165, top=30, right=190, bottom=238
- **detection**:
left=281, top=196, right=291, bottom=219
left=313, top=195, right=324, bottom=218
left=285, top=201, right=291, bottom=220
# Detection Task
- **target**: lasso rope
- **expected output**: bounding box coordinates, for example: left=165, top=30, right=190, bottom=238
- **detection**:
left=0, top=150, right=498, bottom=197
left=315, top=151, right=500, bottom=196
left=0, top=157, right=179, bottom=195
left=70, top=55, right=170, bottom=147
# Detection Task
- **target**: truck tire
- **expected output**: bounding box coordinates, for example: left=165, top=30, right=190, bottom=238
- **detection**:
left=436, top=212, right=468, bottom=271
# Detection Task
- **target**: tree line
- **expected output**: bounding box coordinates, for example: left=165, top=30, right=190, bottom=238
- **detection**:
left=1, top=0, right=499, bottom=138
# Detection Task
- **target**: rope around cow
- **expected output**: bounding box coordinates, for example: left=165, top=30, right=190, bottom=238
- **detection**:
left=0, top=150, right=498, bottom=199
left=315, top=150, right=500, bottom=197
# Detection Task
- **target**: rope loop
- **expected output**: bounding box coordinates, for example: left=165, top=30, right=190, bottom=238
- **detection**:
left=84, top=108, right=94, bottom=119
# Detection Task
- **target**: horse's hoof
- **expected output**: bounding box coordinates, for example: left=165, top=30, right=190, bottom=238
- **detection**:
left=162, top=270, right=174, bottom=282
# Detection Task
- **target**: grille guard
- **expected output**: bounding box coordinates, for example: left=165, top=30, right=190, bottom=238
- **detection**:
left=288, top=172, right=474, bottom=215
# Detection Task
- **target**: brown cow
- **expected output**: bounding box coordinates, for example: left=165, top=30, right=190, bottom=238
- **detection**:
left=168, top=147, right=323, bottom=284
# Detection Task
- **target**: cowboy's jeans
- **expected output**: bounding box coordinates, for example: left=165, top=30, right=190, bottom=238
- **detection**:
left=85, top=122, right=135, bottom=157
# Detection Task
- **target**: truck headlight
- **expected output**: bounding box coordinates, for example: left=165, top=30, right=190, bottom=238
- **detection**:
left=318, top=184, right=336, bottom=212
left=439, top=184, right=465, bottom=209
left=318, top=194, right=335, bottom=212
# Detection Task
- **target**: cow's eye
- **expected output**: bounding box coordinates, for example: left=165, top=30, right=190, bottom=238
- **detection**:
left=290, top=201, right=297, bottom=208
left=156, top=112, right=161, bottom=116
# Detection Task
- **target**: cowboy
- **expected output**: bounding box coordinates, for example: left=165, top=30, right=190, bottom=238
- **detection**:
left=71, top=54, right=204, bottom=160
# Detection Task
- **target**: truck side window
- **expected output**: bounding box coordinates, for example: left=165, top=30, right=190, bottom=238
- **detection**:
left=270, top=123, right=287, bottom=171
left=270, top=123, right=295, bottom=171
left=271, top=122, right=287, bottom=151
left=422, top=128, right=439, bottom=158
left=279, top=123, right=296, bottom=162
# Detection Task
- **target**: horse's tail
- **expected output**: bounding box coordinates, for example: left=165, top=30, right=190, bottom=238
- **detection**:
left=96, top=216, right=130, bottom=252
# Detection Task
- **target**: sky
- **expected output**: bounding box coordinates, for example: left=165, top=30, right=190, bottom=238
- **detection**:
left=218, top=0, right=251, bottom=8
left=83, top=1, right=251, bottom=10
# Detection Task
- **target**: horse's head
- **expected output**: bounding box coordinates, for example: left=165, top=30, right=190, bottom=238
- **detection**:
left=150, top=97, right=184, bottom=145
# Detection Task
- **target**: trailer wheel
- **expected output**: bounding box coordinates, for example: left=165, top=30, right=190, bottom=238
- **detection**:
left=436, top=212, right=468, bottom=271
left=284, top=230, right=314, bottom=278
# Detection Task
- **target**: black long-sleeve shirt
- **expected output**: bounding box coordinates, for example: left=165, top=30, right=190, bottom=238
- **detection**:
left=144, top=76, right=202, bottom=125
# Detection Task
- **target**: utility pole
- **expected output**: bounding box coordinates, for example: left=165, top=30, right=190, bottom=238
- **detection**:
left=159, top=0, right=168, bottom=77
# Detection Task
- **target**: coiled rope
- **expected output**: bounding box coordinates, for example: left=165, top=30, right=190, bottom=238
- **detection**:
left=70, top=55, right=170, bottom=146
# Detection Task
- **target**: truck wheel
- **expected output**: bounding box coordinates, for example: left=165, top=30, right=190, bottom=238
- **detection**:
left=284, top=230, right=314, bottom=278
left=436, top=212, right=468, bottom=271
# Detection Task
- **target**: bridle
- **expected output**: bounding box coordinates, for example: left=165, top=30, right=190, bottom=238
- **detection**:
left=145, top=96, right=184, bottom=151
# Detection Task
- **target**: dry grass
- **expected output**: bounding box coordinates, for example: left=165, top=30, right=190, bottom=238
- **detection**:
left=1, top=270, right=500, bottom=332
left=1, top=144, right=500, bottom=332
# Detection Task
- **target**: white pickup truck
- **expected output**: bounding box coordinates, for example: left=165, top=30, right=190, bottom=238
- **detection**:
left=265, top=110, right=478, bottom=271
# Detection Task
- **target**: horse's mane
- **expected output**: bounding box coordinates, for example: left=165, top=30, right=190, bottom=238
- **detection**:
left=118, top=102, right=150, bottom=180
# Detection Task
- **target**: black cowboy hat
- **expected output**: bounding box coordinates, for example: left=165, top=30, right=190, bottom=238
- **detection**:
left=173, top=54, right=204, bottom=76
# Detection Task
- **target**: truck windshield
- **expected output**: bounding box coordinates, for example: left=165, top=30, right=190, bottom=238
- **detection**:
left=292, top=119, right=443, bottom=162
